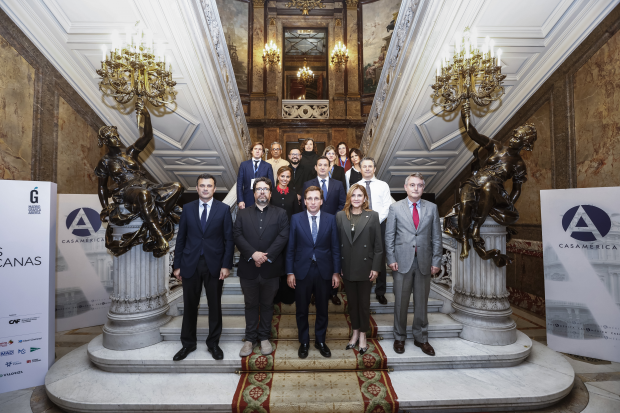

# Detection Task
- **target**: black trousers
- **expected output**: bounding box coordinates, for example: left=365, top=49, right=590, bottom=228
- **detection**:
left=181, top=256, right=223, bottom=348
left=239, top=275, right=279, bottom=343
left=374, top=220, right=387, bottom=295
left=342, top=277, right=372, bottom=332
left=295, top=262, right=330, bottom=344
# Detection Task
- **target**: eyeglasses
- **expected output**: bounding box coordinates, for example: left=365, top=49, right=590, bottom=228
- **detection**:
left=255, top=187, right=271, bottom=193
left=272, top=147, right=281, bottom=151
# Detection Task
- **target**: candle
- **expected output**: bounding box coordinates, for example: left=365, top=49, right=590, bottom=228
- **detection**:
left=490, top=39, right=495, bottom=58
left=497, top=48, right=502, bottom=67
left=471, top=29, right=478, bottom=50
left=436, top=60, right=441, bottom=77
left=101, top=45, right=107, bottom=61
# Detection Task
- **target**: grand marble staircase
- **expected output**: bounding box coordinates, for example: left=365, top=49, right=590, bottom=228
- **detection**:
left=44, top=190, right=575, bottom=412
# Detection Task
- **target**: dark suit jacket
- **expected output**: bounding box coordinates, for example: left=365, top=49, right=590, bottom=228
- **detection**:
left=330, top=165, right=347, bottom=192
left=237, top=159, right=275, bottom=206
left=233, top=205, right=290, bottom=280
left=302, top=177, right=346, bottom=215
left=285, top=211, right=341, bottom=280
left=173, top=199, right=234, bottom=278
left=336, top=210, right=383, bottom=281
left=290, top=163, right=311, bottom=194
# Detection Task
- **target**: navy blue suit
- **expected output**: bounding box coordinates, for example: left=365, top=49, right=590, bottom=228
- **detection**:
left=302, top=177, right=346, bottom=215
left=286, top=211, right=341, bottom=343
left=173, top=199, right=234, bottom=348
left=237, top=159, right=275, bottom=207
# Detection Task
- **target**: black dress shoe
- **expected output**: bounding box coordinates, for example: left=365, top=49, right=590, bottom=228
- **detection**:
left=358, top=345, right=369, bottom=355
left=330, top=295, right=342, bottom=305
left=208, top=345, right=224, bottom=360
left=414, top=340, right=435, bottom=356
left=298, top=343, right=310, bottom=359
left=173, top=346, right=196, bottom=361
left=314, top=342, right=331, bottom=358
left=345, top=340, right=358, bottom=350
left=376, top=294, right=388, bottom=305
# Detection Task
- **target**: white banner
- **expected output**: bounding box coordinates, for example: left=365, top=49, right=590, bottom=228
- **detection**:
left=541, top=187, right=620, bottom=363
left=56, top=195, right=112, bottom=332
left=0, top=181, right=56, bottom=394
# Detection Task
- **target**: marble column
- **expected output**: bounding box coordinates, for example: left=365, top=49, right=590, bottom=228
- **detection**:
left=346, top=0, right=361, bottom=119
left=102, top=220, right=175, bottom=350
left=449, top=218, right=517, bottom=345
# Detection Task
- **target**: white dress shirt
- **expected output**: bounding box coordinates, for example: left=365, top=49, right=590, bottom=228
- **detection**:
left=198, top=198, right=213, bottom=221
left=362, top=176, right=392, bottom=223
left=408, top=198, right=422, bottom=217
left=307, top=210, right=321, bottom=234
left=317, top=176, right=330, bottom=193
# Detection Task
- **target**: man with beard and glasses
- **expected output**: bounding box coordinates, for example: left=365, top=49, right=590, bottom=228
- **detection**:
left=288, top=148, right=311, bottom=201
left=234, top=177, right=290, bottom=357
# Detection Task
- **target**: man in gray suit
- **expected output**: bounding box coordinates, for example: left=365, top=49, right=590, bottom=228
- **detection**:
left=385, top=173, right=442, bottom=356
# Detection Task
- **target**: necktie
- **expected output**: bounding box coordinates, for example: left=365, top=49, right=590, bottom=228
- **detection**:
left=412, top=203, right=419, bottom=229
left=321, top=179, right=327, bottom=199
left=201, top=203, right=209, bottom=232
left=365, top=181, right=373, bottom=209
left=253, top=160, right=259, bottom=176
left=311, top=215, right=317, bottom=261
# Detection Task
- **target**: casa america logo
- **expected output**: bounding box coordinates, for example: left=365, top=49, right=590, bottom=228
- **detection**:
left=66, top=208, right=102, bottom=237
left=562, top=205, right=612, bottom=242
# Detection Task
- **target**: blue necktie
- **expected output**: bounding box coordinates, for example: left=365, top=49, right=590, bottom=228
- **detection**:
left=201, top=203, right=208, bottom=233
left=254, top=160, right=259, bottom=177
left=311, top=215, right=317, bottom=261
left=321, top=179, right=327, bottom=199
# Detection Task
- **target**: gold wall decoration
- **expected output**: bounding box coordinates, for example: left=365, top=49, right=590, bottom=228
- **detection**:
left=345, top=0, right=359, bottom=9
left=285, top=0, right=325, bottom=16
left=270, top=17, right=277, bottom=26
left=335, top=18, right=342, bottom=27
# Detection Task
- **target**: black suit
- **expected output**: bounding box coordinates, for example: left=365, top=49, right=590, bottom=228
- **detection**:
left=233, top=205, right=289, bottom=343
left=330, top=165, right=348, bottom=192
left=290, top=163, right=312, bottom=195
left=302, top=177, right=346, bottom=215
left=173, top=199, right=234, bottom=348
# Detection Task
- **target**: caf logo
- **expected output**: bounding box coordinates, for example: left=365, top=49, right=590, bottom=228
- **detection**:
left=562, top=205, right=611, bottom=242
left=66, top=208, right=102, bottom=237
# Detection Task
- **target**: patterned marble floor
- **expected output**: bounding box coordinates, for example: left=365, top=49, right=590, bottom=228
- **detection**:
left=1, top=308, right=619, bottom=413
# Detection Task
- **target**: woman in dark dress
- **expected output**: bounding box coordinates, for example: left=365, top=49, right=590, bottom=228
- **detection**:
left=270, top=166, right=301, bottom=304
left=298, top=138, right=318, bottom=180
left=323, top=145, right=348, bottom=190
left=345, top=148, right=364, bottom=191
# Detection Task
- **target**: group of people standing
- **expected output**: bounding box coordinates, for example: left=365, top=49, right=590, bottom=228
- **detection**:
left=172, top=139, right=443, bottom=363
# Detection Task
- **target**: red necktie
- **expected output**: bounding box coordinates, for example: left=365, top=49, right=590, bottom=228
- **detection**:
left=412, top=203, right=419, bottom=229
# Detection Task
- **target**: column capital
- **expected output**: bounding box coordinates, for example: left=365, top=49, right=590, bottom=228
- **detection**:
left=252, top=0, right=266, bottom=8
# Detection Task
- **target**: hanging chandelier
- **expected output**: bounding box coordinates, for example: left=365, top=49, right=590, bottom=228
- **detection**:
left=262, top=40, right=280, bottom=67
left=297, top=58, right=314, bottom=86
left=285, top=0, right=325, bottom=16
left=331, top=42, right=349, bottom=72
left=431, top=27, right=505, bottom=129
left=97, top=23, right=176, bottom=117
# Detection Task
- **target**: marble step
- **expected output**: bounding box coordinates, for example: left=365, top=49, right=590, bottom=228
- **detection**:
left=49, top=340, right=573, bottom=412
left=159, top=312, right=462, bottom=342
left=88, top=332, right=531, bottom=374
left=177, top=292, right=443, bottom=315
left=219, top=275, right=394, bottom=295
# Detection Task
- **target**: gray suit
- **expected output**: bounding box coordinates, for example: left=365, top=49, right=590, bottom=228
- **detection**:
left=385, top=198, right=442, bottom=342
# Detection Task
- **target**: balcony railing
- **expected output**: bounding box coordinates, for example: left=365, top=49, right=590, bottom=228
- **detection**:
left=282, top=100, right=329, bottom=119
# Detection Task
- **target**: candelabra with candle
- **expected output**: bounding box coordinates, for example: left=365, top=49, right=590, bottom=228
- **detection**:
left=297, top=58, right=314, bottom=86
left=97, top=23, right=176, bottom=122
left=331, top=42, right=349, bottom=72
left=263, top=40, right=281, bottom=67
left=431, top=28, right=505, bottom=130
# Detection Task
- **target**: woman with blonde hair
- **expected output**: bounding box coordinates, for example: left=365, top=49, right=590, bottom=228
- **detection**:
left=323, top=145, right=348, bottom=189
left=336, top=183, right=383, bottom=354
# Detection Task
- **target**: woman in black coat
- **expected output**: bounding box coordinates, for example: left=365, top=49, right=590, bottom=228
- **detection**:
left=270, top=166, right=301, bottom=304
left=323, top=145, right=348, bottom=190
left=298, top=138, right=318, bottom=180
left=345, top=148, right=364, bottom=191
left=336, top=183, right=383, bottom=354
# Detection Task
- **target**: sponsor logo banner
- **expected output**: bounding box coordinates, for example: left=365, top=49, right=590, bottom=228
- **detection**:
left=541, top=187, right=620, bottom=363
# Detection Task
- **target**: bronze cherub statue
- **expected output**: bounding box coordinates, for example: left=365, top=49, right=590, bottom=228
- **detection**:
left=443, top=110, right=537, bottom=267
left=95, top=105, right=184, bottom=257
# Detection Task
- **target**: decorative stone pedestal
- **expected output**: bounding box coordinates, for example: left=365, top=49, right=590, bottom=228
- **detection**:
left=449, top=218, right=517, bottom=345
left=102, top=220, right=175, bottom=350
